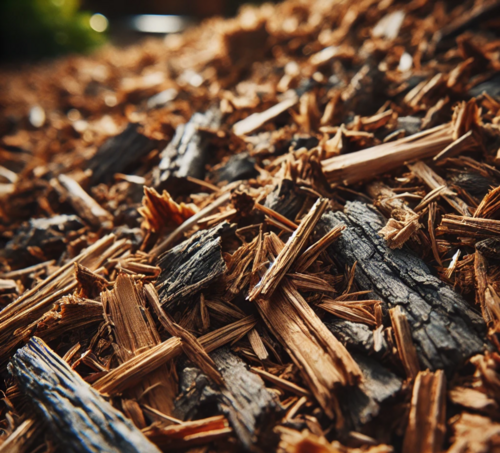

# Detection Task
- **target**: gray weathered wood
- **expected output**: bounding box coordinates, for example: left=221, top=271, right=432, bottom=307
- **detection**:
left=264, top=179, right=305, bottom=221
left=175, top=347, right=279, bottom=450
left=156, top=222, right=232, bottom=312
left=318, top=201, right=486, bottom=374
left=8, top=337, right=161, bottom=453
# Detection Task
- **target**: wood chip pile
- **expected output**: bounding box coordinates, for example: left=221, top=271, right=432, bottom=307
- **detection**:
left=2, top=0, right=500, bottom=451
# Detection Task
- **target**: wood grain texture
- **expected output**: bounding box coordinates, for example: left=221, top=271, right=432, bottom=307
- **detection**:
left=8, top=337, right=161, bottom=453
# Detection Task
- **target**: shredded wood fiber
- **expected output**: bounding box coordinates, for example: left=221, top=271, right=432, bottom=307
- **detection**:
left=2, top=0, right=500, bottom=451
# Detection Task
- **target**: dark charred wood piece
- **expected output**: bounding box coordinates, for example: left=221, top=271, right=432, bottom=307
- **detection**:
left=155, top=108, right=221, bottom=188
left=1, top=214, right=84, bottom=267
left=209, top=152, right=257, bottom=184
left=449, top=172, right=494, bottom=198
left=156, top=222, right=232, bottom=312
left=8, top=337, right=161, bottom=453
left=175, top=347, right=279, bottom=451
left=397, top=116, right=422, bottom=136
left=325, top=319, right=378, bottom=356
left=318, top=201, right=486, bottom=374
left=339, top=353, right=402, bottom=430
left=264, top=179, right=306, bottom=222
left=88, top=123, right=156, bottom=186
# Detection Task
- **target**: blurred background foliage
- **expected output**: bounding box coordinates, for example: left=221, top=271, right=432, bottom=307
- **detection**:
left=0, top=0, right=266, bottom=62
left=0, top=0, right=106, bottom=60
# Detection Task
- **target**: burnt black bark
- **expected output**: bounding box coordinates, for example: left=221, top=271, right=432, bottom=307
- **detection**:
left=318, top=201, right=486, bottom=374
left=339, top=353, right=402, bottom=430
left=1, top=214, right=84, bottom=267
left=264, top=179, right=306, bottom=222
left=325, top=320, right=400, bottom=429
left=326, top=319, right=378, bottom=356
left=175, top=347, right=279, bottom=451
left=88, top=123, right=156, bottom=186
left=8, top=337, right=160, bottom=453
left=155, top=108, right=221, bottom=188
left=156, top=222, right=232, bottom=312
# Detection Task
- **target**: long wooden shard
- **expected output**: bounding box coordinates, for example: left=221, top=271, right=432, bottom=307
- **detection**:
left=93, top=337, right=183, bottom=395
left=438, top=215, right=500, bottom=238
left=408, top=161, right=471, bottom=216
left=8, top=337, right=161, bottom=453
left=248, top=198, right=329, bottom=301
left=255, top=278, right=361, bottom=420
left=403, top=370, right=446, bottom=453
left=322, top=124, right=453, bottom=185
left=390, top=307, right=420, bottom=379
left=102, top=274, right=177, bottom=419
left=143, top=416, right=232, bottom=450
left=318, top=202, right=485, bottom=374
left=232, top=95, right=298, bottom=136
left=0, top=234, right=128, bottom=362
left=0, top=419, right=41, bottom=453
left=54, top=174, right=114, bottom=229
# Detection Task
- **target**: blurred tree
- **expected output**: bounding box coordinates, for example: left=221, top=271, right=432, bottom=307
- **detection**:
left=0, top=0, right=106, bottom=61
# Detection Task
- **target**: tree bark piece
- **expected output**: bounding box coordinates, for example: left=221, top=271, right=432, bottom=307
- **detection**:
left=318, top=201, right=485, bottom=374
left=88, top=123, right=156, bottom=186
left=0, top=214, right=84, bottom=267
left=263, top=179, right=305, bottom=222
left=338, top=353, right=402, bottom=429
left=209, top=152, right=257, bottom=184
left=175, top=346, right=279, bottom=450
left=156, top=108, right=221, bottom=187
left=156, top=222, right=231, bottom=312
left=8, top=337, right=161, bottom=453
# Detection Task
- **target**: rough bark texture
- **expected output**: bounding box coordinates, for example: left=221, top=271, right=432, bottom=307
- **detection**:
left=156, top=222, right=232, bottom=312
left=155, top=107, right=221, bottom=188
left=318, top=201, right=486, bottom=374
left=88, top=123, right=156, bottom=186
left=8, top=337, right=161, bottom=453
left=264, top=179, right=306, bottom=221
left=339, top=353, right=402, bottom=430
left=175, top=347, right=279, bottom=451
